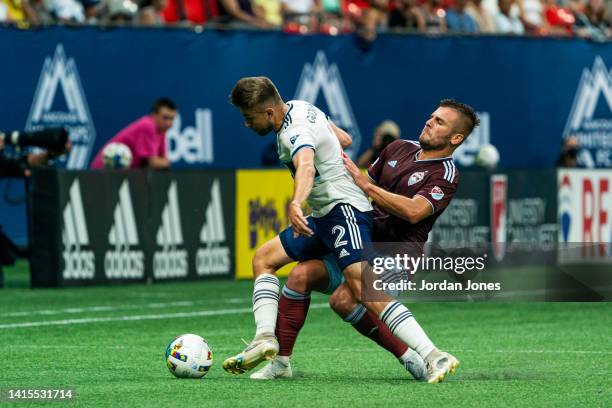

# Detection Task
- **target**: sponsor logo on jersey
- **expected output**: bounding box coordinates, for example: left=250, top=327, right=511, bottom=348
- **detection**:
left=26, top=44, right=96, bottom=169
left=167, top=109, right=214, bottom=164
left=154, top=181, right=188, bottom=279
left=289, top=134, right=299, bottom=145
left=196, top=180, right=231, bottom=276
left=491, top=175, right=508, bottom=261
left=104, top=181, right=144, bottom=279
left=408, top=171, right=426, bottom=186
left=339, top=248, right=350, bottom=258
left=62, top=180, right=95, bottom=280
left=564, top=57, right=612, bottom=168
left=430, top=186, right=445, bottom=201
left=388, top=160, right=397, bottom=168
left=294, top=51, right=363, bottom=157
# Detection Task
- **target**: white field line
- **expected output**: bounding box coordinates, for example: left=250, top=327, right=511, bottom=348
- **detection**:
left=0, top=298, right=253, bottom=318
left=0, top=303, right=330, bottom=330
left=6, top=345, right=612, bottom=355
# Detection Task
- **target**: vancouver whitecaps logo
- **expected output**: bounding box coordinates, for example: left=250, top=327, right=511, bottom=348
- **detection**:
left=26, top=44, right=96, bottom=169
left=294, top=51, right=363, bottom=156
left=564, top=56, right=612, bottom=168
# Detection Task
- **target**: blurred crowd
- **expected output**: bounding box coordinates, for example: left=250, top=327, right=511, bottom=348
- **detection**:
left=0, top=0, right=610, bottom=40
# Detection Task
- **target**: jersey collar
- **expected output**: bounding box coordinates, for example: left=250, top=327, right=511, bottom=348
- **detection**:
left=275, top=103, right=294, bottom=134
left=414, top=150, right=453, bottom=162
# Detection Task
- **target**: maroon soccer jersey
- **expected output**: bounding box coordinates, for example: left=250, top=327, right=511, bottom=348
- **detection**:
left=366, top=139, right=459, bottom=243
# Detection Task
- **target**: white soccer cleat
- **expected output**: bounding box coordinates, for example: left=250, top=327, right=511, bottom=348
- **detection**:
left=424, top=350, right=460, bottom=384
left=250, top=357, right=293, bottom=380
left=401, top=349, right=427, bottom=381
left=222, top=335, right=279, bottom=375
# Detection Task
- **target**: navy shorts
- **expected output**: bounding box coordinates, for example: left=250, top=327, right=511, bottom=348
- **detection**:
left=279, top=203, right=373, bottom=272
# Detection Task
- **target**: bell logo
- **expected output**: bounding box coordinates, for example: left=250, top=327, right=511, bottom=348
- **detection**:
left=26, top=44, right=96, bottom=169
left=167, top=109, right=213, bottom=164
left=294, top=51, right=362, bottom=156
left=196, top=179, right=230, bottom=276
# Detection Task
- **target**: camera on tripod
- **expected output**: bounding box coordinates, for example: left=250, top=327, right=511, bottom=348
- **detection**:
left=0, top=127, right=69, bottom=151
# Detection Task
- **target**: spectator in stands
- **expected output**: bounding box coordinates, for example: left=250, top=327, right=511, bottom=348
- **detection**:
left=0, top=0, right=40, bottom=25
left=574, top=0, right=610, bottom=39
left=388, top=0, right=426, bottom=31
left=280, top=0, right=320, bottom=33
left=465, top=0, right=496, bottom=32
left=495, top=0, right=524, bottom=33
left=544, top=0, right=575, bottom=35
left=357, top=119, right=400, bottom=168
left=45, top=0, right=86, bottom=22
left=106, top=0, right=138, bottom=22
left=90, top=98, right=177, bottom=169
left=446, top=0, right=480, bottom=32
left=217, top=0, right=272, bottom=28
left=138, top=0, right=167, bottom=24
left=556, top=136, right=580, bottom=167
left=518, top=0, right=548, bottom=34
left=252, top=0, right=282, bottom=27
left=422, top=0, right=448, bottom=33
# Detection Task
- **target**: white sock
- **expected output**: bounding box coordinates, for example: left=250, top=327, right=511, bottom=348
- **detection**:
left=276, top=355, right=290, bottom=366
left=253, top=273, right=280, bottom=337
left=398, top=348, right=416, bottom=365
left=379, top=301, right=435, bottom=360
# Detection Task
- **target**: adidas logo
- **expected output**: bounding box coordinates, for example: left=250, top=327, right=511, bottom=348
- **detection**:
left=104, top=181, right=144, bottom=279
left=196, top=179, right=230, bottom=276
left=339, top=248, right=350, bottom=258
left=388, top=160, right=398, bottom=168
left=62, top=180, right=95, bottom=280
left=153, top=181, right=188, bottom=279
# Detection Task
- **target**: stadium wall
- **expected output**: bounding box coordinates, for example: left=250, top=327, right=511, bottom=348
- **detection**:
left=24, top=168, right=611, bottom=287
left=1, top=27, right=611, bottom=245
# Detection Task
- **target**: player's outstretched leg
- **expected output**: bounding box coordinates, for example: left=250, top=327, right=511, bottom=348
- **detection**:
left=342, top=262, right=460, bottom=383
left=223, top=236, right=293, bottom=375
left=251, top=260, right=328, bottom=380
left=329, top=282, right=426, bottom=380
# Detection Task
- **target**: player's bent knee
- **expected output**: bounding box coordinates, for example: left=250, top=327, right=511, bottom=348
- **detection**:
left=329, top=285, right=357, bottom=318
left=286, top=263, right=310, bottom=293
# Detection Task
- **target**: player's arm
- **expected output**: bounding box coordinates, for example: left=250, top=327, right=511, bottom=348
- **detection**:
left=289, top=147, right=316, bottom=237
left=146, top=156, right=170, bottom=169
left=342, top=151, right=431, bottom=224
left=364, top=186, right=432, bottom=224
left=327, top=120, right=352, bottom=149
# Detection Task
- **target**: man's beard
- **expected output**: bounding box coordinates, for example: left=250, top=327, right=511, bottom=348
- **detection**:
left=419, top=135, right=446, bottom=151
left=255, top=124, right=273, bottom=136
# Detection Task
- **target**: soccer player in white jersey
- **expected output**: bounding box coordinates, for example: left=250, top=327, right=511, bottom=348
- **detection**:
left=223, top=77, right=458, bottom=383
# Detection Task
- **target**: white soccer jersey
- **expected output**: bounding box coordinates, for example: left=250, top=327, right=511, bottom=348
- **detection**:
left=276, top=100, right=372, bottom=218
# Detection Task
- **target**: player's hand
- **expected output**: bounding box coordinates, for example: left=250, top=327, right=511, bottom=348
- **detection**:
left=288, top=201, right=314, bottom=238
left=342, top=151, right=371, bottom=192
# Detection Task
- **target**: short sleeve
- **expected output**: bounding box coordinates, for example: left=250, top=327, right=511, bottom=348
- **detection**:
left=414, top=168, right=459, bottom=214
left=279, top=124, right=316, bottom=158
left=366, top=139, right=403, bottom=183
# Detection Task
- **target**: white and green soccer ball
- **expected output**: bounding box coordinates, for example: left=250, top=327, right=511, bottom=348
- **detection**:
left=102, top=142, right=133, bottom=169
left=165, top=334, right=213, bottom=378
left=475, top=144, right=500, bottom=169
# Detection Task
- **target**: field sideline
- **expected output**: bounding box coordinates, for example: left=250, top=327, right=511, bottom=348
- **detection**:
left=1, top=263, right=611, bottom=407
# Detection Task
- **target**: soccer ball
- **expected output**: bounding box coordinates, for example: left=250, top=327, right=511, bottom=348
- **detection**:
left=102, top=142, right=133, bottom=169
left=165, top=334, right=213, bottom=378
left=475, top=144, right=500, bottom=169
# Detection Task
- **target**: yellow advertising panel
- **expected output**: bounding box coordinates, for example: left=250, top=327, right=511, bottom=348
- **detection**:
left=235, top=170, right=297, bottom=279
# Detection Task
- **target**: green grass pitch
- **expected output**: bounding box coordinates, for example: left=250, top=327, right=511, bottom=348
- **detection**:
left=1, top=262, right=611, bottom=407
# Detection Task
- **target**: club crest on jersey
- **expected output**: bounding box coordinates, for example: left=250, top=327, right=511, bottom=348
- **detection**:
left=408, top=171, right=427, bottom=186
left=387, top=160, right=397, bottom=168
left=289, top=135, right=299, bottom=145
left=430, top=186, right=444, bottom=201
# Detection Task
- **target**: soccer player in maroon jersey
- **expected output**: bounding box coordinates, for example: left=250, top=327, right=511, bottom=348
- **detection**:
left=251, top=99, right=479, bottom=383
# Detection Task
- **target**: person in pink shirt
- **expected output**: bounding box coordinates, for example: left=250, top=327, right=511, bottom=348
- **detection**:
left=91, top=98, right=177, bottom=169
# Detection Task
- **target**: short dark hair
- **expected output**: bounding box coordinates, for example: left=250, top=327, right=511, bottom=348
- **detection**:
left=439, top=99, right=479, bottom=136
left=230, top=77, right=283, bottom=110
left=151, top=98, right=177, bottom=113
